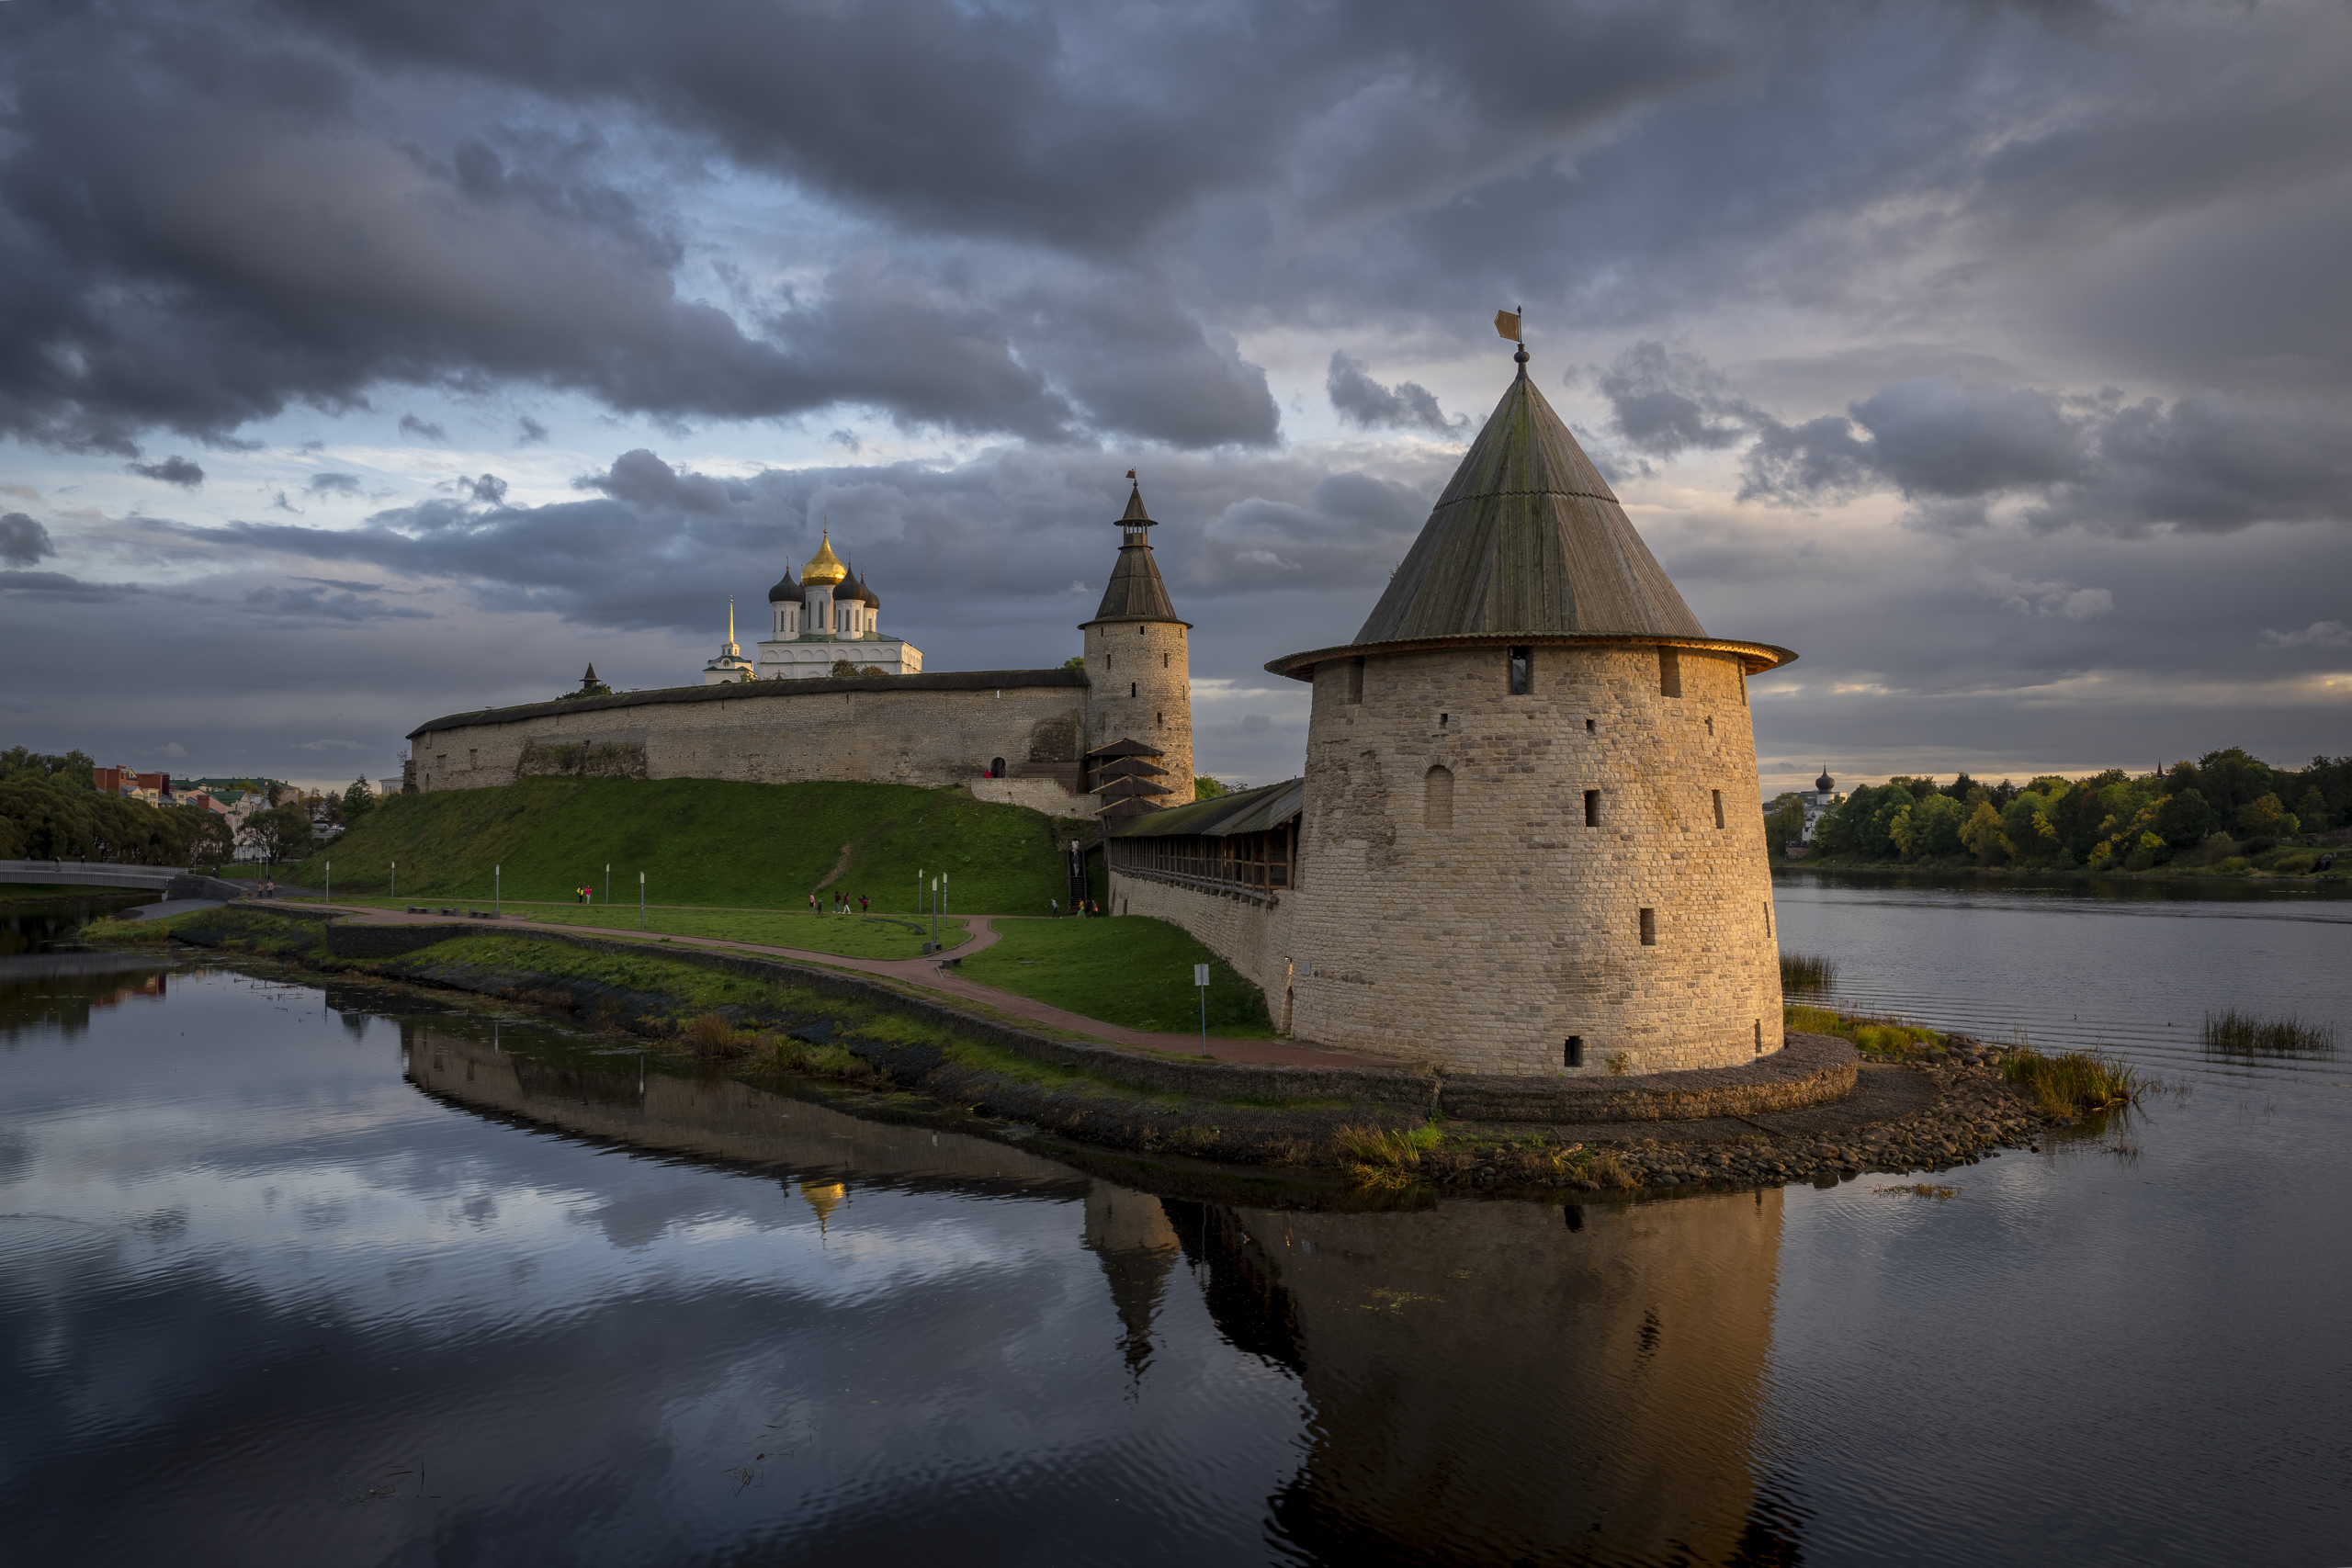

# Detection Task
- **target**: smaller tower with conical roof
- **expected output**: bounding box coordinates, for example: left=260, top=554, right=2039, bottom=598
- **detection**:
left=1082, top=477, right=1193, bottom=811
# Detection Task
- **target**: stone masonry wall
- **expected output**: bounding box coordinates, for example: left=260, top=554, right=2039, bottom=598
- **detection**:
left=1084, top=619, right=1193, bottom=792
left=412, top=680, right=1089, bottom=799
left=1108, top=869, right=1297, bottom=1028
left=1279, top=642, right=1782, bottom=1076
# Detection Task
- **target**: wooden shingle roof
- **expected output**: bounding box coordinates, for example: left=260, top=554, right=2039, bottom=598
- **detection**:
left=1349, top=364, right=1706, bottom=645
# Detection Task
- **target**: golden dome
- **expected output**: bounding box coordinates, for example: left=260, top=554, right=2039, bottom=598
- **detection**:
left=800, top=528, right=847, bottom=587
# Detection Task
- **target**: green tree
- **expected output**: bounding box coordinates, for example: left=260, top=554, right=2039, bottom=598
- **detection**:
left=1960, top=800, right=2006, bottom=863
left=343, top=776, right=378, bottom=826
left=1905, top=793, right=1966, bottom=858
left=240, top=806, right=315, bottom=874
left=1060, top=655, right=1088, bottom=671
left=1193, top=776, right=1231, bottom=801
left=2293, top=786, right=2330, bottom=831
left=2234, top=793, right=2293, bottom=839
left=1764, top=793, right=1806, bottom=852
left=2153, top=787, right=2215, bottom=851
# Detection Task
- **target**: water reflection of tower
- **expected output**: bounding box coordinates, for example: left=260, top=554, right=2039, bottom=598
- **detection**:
left=1173, top=1194, right=1798, bottom=1564
left=1082, top=1182, right=1182, bottom=1380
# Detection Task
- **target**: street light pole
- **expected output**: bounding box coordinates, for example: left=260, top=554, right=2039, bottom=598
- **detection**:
left=930, top=876, right=939, bottom=947
left=639, top=871, right=646, bottom=931
left=495, top=863, right=501, bottom=918
left=325, top=860, right=331, bottom=904
left=390, top=860, right=395, bottom=898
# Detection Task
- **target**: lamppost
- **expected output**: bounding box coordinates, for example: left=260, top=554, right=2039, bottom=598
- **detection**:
left=1195, top=963, right=1210, bottom=1053
left=390, top=860, right=396, bottom=899
left=639, top=871, right=646, bottom=931
left=605, top=863, right=610, bottom=906
left=930, top=876, right=939, bottom=948
left=324, top=860, right=331, bottom=904
left=494, top=863, right=501, bottom=918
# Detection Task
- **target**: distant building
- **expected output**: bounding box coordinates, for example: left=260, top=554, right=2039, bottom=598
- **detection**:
left=1797, top=768, right=1842, bottom=843
left=753, top=530, right=923, bottom=681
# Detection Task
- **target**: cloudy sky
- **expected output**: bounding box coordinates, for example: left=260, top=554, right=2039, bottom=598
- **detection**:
left=4, top=0, right=2348, bottom=795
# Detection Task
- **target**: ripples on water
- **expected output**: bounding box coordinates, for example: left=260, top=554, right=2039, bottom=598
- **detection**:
left=1, top=883, right=2346, bottom=1566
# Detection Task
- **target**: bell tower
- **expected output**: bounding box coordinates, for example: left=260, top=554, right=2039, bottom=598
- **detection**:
left=1082, top=477, right=1193, bottom=819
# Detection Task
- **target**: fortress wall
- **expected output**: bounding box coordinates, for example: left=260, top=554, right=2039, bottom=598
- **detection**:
left=410, top=678, right=1089, bottom=801
left=1281, top=642, right=1782, bottom=1075
left=970, top=777, right=1101, bottom=816
left=1106, top=871, right=1296, bottom=1025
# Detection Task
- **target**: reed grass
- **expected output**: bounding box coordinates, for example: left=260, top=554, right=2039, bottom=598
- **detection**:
left=2002, top=1045, right=2143, bottom=1116
left=2201, top=1008, right=2337, bottom=1057
left=1334, top=1122, right=1443, bottom=1187
left=1779, top=951, right=1838, bottom=990
left=1784, top=1003, right=1939, bottom=1059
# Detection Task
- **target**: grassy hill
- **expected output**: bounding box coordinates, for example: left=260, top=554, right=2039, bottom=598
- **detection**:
left=289, top=778, right=1102, bottom=913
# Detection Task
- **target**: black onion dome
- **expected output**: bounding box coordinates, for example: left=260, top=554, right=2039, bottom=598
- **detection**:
left=1815, top=769, right=1835, bottom=794
left=767, top=574, right=804, bottom=603
left=842, top=568, right=879, bottom=608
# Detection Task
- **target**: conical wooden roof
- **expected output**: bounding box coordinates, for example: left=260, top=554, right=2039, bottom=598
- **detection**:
left=1351, top=366, right=1705, bottom=644
left=1085, top=482, right=1185, bottom=626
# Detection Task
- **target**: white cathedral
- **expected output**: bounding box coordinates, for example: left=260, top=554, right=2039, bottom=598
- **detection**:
left=701, top=529, right=924, bottom=683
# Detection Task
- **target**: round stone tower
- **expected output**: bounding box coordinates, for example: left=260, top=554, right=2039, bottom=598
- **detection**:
left=1265, top=346, right=1795, bottom=1077
left=1082, top=479, right=1193, bottom=818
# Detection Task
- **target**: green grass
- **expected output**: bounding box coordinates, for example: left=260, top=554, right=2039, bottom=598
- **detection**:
left=957, top=916, right=1277, bottom=1038
left=320, top=893, right=967, bottom=961
left=2002, top=1044, right=2144, bottom=1115
left=287, top=777, right=1097, bottom=912
left=1785, top=1002, right=1941, bottom=1059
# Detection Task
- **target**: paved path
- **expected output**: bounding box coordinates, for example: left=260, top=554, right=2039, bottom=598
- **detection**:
left=327, top=906, right=1396, bottom=1071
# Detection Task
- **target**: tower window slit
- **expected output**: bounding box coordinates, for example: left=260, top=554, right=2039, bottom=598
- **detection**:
left=1130, top=682, right=1137, bottom=698
left=1583, top=790, right=1600, bottom=827
left=1343, top=657, right=1364, bottom=705
left=1764, top=901, right=1773, bottom=937
left=1712, top=790, right=1725, bottom=829
left=1509, top=645, right=1532, bottom=694
left=1755, top=1021, right=1763, bottom=1054
left=1639, top=908, right=1657, bottom=945
left=1658, top=647, right=1682, bottom=699
left=1565, top=1035, right=1585, bottom=1068
left=1586, top=717, right=1596, bottom=733
left=1424, top=765, right=1454, bottom=829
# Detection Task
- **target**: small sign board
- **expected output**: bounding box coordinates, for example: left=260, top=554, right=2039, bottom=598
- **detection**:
left=1193, top=964, right=1210, bottom=987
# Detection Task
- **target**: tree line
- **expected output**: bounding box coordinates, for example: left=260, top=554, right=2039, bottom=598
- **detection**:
left=0, top=748, right=233, bottom=865
left=1770, top=749, right=2350, bottom=871
left=0, top=749, right=386, bottom=871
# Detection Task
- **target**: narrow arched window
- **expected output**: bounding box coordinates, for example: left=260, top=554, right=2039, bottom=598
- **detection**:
left=1509, top=646, right=1532, bottom=694
left=991, top=757, right=1005, bottom=778
left=1658, top=646, right=1682, bottom=698
left=1424, top=765, right=1454, bottom=829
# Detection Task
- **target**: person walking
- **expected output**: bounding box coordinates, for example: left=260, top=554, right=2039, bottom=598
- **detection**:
left=808, top=891, right=818, bottom=915
left=858, top=894, right=869, bottom=914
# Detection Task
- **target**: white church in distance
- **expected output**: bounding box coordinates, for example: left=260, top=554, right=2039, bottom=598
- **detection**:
left=702, top=529, right=924, bottom=683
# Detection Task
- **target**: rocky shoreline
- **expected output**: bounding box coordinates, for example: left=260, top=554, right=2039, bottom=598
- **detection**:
left=88, top=904, right=2076, bottom=1198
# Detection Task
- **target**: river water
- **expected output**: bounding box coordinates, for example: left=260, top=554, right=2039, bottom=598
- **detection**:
left=2, top=880, right=2346, bottom=1566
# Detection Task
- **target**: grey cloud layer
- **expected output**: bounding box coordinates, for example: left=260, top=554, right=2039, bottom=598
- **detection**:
left=11, top=2, right=2347, bottom=459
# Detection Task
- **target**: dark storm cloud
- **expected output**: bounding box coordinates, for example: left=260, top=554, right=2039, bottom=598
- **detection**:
left=0, top=570, right=144, bottom=603
left=1740, top=373, right=2352, bottom=533
left=306, top=472, right=363, bottom=496
left=242, top=583, right=432, bottom=622
left=398, top=416, right=449, bottom=442
left=128, top=456, right=206, bottom=489
left=0, top=512, right=56, bottom=567
left=1325, top=353, right=1464, bottom=434
left=6, top=0, right=2349, bottom=462
left=1589, top=341, right=1761, bottom=457
left=515, top=415, right=549, bottom=446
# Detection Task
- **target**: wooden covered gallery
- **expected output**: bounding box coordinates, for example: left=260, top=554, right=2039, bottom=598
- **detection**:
left=1105, top=777, right=1304, bottom=897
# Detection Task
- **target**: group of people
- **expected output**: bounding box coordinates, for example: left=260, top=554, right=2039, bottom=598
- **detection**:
left=808, top=891, right=869, bottom=914
left=1048, top=898, right=1104, bottom=917
left=573, top=885, right=594, bottom=905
